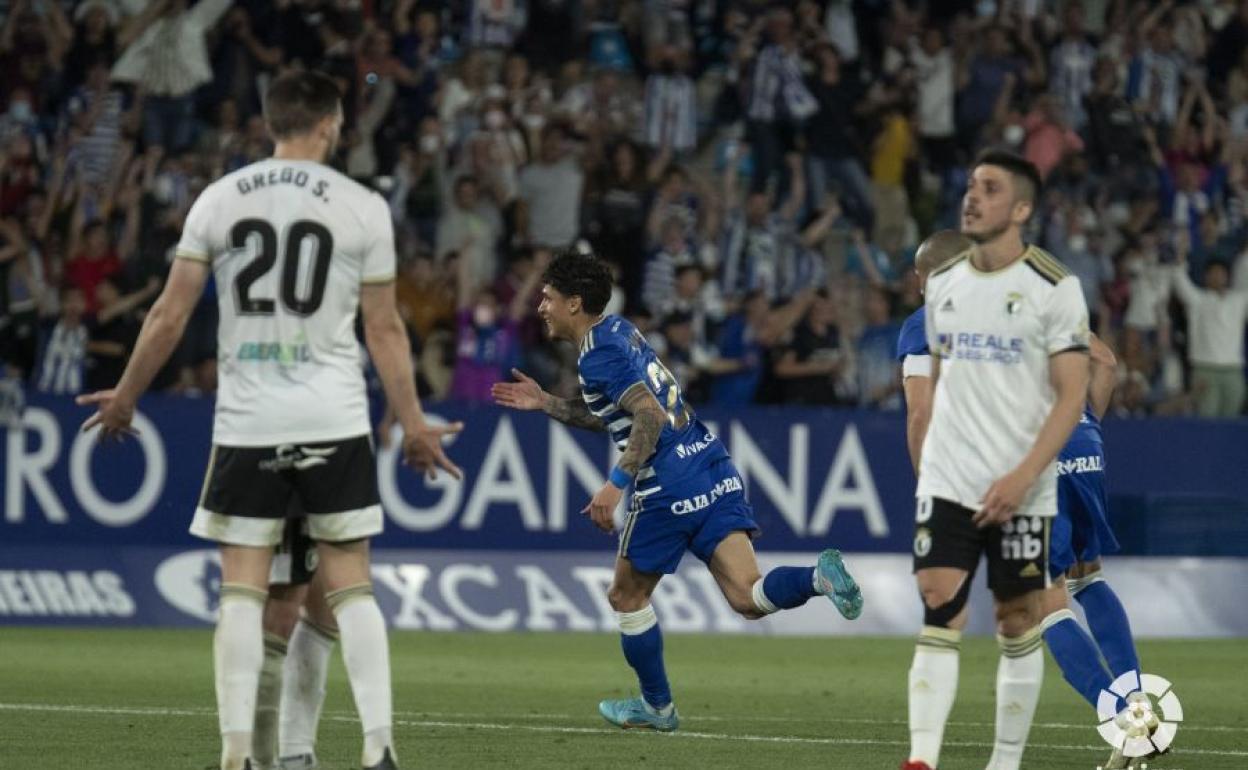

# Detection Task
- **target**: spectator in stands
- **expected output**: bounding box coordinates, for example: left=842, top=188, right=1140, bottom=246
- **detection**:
left=743, top=7, right=817, bottom=194
left=517, top=123, right=584, bottom=251
left=720, top=152, right=804, bottom=300
left=450, top=248, right=544, bottom=403
left=643, top=44, right=698, bottom=156
left=1171, top=248, right=1248, bottom=417
left=437, top=175, right=503, bottom=286
left=34, top=286, right=88, bottom=395
left=773, top=288, right=844, bottom=405
left=111, top=0, right=232, bottom=152
left=84, top=275, right=159, bottom=392
left=855, top=286, right=902, bottom=410
left=1048, top=1, right=1097, bottom=132
left=806, top=43, right=874, bottom=232
left=911, top=26, right=957, bottom=176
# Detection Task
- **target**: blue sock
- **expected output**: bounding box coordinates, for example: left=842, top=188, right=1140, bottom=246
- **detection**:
left=1074, top=578, right=1140, bottom=680
left=1042, top=610, right=1112, bottom=709
left=756, top=566, right=818, bottom=612
left=618, top=605, right=671, bottom=710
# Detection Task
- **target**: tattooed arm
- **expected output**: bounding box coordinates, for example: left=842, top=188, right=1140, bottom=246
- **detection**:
left=542, top=392, right=607, bottom=433
left=614, top=382, right=668, bottom=477
left=492, top=368, right=606, bottom=432
left=581, top=381, right=668, bottom=532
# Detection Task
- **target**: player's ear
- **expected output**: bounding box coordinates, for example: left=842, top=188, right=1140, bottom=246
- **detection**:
left=569, top=295, right=583, bottom=315
left=1012, top=197, right=1033, bottom=225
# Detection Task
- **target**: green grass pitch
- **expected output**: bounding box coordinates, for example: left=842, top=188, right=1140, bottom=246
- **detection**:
left=0, top=629, right=1243, bottom=769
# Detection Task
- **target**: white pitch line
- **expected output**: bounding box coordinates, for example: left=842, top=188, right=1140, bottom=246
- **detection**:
left=2, top=702, right=1246, bottom=758
left=384, top=708, right=1248, bottom=734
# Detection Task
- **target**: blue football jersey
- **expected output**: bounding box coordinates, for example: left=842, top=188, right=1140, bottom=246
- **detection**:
left=896, top=306, right=928, bottom=362
left=1059, top=406, right=1104, bottom=468
left=578, top=315, right=730, bottom=500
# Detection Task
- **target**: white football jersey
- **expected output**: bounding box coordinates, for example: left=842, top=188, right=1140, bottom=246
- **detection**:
left=918, top=245, right=1090, bottom=517
left=175, top=158, right=395, bottom=447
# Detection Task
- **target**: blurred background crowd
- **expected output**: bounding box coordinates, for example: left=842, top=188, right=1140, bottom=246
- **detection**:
left=2, top=0, right=1248, bottom=418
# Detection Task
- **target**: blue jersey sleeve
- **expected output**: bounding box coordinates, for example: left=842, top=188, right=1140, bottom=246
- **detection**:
left=580, top=342, right=647, bottom=405
left=896, top=308, right=929, bottom=362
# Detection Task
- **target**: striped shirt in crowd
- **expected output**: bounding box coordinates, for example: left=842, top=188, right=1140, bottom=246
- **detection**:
left=36, top=322, right=87, bottom=395
left=1049, top=38, right=1097, bottom=129
left=719, top=210, right=823, bottom=301
left=468, top=0, right=528, bottom=49
left=643, top=74, right=697, bottom=152
left=111, top=0, right=231, bottom=97
left=747, top=45, right=818, bottom=123
left=66, top=87, right=126, bottom=186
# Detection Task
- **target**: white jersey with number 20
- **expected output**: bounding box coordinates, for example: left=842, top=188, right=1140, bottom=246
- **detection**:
left=175, top=158, right=395, bottom=447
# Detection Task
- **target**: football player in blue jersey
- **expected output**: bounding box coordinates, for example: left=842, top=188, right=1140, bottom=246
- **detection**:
left=493, top=249, right=864, bottom=732
left=899, top=232, right=1144, bottom=770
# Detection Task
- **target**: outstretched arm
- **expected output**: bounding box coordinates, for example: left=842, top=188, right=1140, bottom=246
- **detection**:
left=77, top=258, right=211, bottom=438
left=492, top=367, right=606, bottom=432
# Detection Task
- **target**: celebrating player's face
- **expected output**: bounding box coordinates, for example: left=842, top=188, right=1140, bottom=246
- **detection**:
left=538, top=285, right=571, bottom=340
left=961, top=165, right=1027, bottom=244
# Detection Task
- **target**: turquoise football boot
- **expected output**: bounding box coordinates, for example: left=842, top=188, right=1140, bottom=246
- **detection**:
left=816, top=549, right=863, bottom=619
left=598, top=697, right=679, bottom=732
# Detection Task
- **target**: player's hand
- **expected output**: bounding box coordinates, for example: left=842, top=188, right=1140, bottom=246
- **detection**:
left=76, top=389, right=139, bottom=441
left=491, top=368, right=546, bottom=411
left=582, top=482, right=623, bottom=533
left=402, top=421, right=465, bottom=481
left=974, top=468, right=1034, bottom=528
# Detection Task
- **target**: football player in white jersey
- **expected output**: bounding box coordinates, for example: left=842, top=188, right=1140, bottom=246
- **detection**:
left=77, top=70, right=462, bottom=770
left=900, top=150, right=1091, bottom=770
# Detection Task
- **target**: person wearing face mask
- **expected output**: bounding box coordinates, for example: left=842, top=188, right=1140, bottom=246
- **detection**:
left=449, top=245, right=547, bottom=402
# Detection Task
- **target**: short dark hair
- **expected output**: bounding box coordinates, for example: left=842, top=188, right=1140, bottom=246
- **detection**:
left=542, top=248, right=613, bottom=315
left=973, top=149, right=1042, bottom=205
left=263, top=70, right=342, bottom=140
left=915, top=229, right=973, bottom=274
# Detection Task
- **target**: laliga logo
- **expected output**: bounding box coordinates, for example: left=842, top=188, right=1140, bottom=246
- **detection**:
left=1096, top=671, right=1183, bottom=763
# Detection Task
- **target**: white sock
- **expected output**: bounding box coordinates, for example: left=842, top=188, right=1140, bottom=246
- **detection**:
left=329, top=584, right=394, bottom=767
left=215, top=584, right=266, bottom=770
left=750, top=578, right=779, bottom=615
left=279, top=618, right=336, bottom=759
left=907, top=625, right=961, bottom=767
left=252, top=633, right=287, bottom=767
left=986, top=628, right=1044, bottom=770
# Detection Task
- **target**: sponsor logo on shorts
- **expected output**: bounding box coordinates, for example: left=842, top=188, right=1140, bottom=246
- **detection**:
left=1001, top=516, right=1044, bottom=561
left=913, top=527, right=932, bottom=558
left=670, top=476, right=744, bottom=516
left=674, top=433, right=718, bottom=459
left=259, top=444, right=338, bottom=472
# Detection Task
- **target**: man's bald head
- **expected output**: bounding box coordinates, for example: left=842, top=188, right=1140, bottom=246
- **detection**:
left=915, top=230, right=973, bottom=287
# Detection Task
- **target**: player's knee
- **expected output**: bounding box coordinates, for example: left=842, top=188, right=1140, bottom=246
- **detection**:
left=918, top=577, right=971, bottom=629
left=994, top=600, right=1040, bottom=638
left=607, top=584, right=648, bottom=613
left=262, top=598, right=302, bottom=640
left=724, top=588, right=763, bottom=620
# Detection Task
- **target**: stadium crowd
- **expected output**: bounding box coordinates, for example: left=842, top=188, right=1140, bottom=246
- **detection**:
left=1, top=0, right=1248, bottom=417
